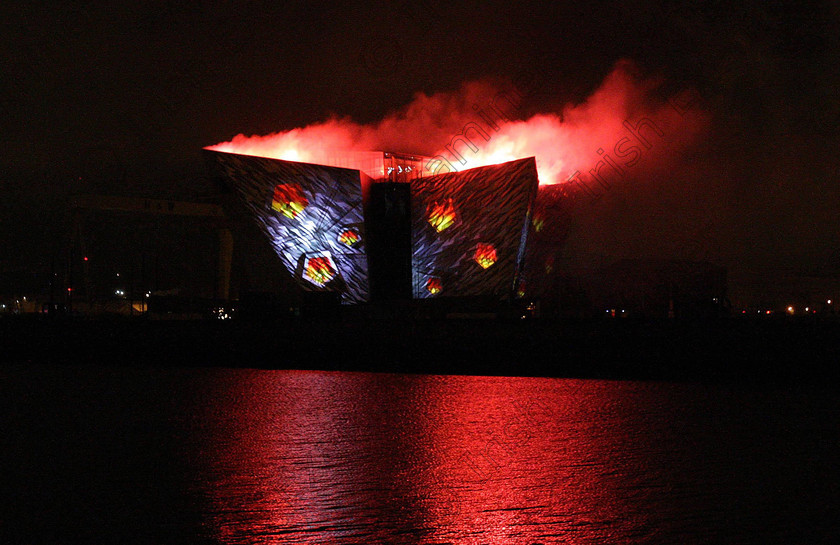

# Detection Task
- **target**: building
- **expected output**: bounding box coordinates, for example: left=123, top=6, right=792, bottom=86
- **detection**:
left=204, top=150, right=544, bottom=305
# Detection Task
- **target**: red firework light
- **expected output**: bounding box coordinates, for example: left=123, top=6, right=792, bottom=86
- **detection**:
left=206, top=63, right=708, bottom=188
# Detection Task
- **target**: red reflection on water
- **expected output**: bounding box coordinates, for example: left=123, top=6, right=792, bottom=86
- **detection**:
left=195, top=371, right=658, bottom=543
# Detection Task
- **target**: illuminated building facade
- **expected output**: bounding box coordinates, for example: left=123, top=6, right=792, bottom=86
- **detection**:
left=206, top=151, right=371, bottom=303
left=409, top=158, right=539, bottom=299
left=205, top=150, right=541, bottom=304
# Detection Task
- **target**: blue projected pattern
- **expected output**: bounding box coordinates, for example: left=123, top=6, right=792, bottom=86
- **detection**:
left=207, top=151, right=540, bottom=303
left=206, top=150, right=370, bottom=303
left=410, top=158, right=539, bottom=299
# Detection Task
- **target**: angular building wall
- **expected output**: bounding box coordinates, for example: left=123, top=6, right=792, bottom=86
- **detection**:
left=520, top=183, right=573, bottom=299
left=410, top=157, right=540, bottom=299
left=207, top=151, right=541, bottom=305
left=205, top=150, right=370, bottom=303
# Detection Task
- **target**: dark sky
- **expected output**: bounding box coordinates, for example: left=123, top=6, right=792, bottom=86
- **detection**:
left=2, top=0, right=839, bottom=301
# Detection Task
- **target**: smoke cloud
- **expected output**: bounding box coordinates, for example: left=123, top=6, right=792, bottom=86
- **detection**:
left=208, top=60, right=710, bottom=187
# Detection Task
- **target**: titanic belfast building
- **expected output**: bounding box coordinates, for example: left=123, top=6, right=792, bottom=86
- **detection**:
left=205, top=150, right=563, bottom=305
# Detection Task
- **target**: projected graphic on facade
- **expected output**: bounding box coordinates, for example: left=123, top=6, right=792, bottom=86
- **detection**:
left=425, top=277, right=443, bottom=295
left=303, top=253, right=338, bottom=287
left=205, top=150, right=539, bottom=303
left=474, top=243, right=498, bottom=269
left=338, top=228, right=360, bottom=248
left=410, top=157, right=539, bottom=299
left=427, top=199, right=456, bottom=233
left=271, top=183, right=309, bottom=219
left=205, top=151, right=370, bottom=303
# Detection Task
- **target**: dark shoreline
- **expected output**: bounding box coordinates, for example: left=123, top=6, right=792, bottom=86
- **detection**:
left=3, top=314, right=839, bottom=383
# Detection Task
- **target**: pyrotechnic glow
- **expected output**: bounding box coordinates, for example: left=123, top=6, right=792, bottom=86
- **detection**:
left=207, top=61, right=708, bottom=187
left=474, top=243, right=497, bottom=269
left=428, top=199, right=456, bottom=232
left=304, top=255, right=337, bottom=286
left=272, top=184, right=308, bottom=219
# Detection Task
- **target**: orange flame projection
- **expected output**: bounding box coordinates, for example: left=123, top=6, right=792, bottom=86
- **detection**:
left=532, top=213, right=545, bottom=233
left=426, top=277, right=443, bottom=295
left=474, top=243, right=497, bottom=269
left=304, top=256, right=336, bottom=286
left=207, top=61, right=708, bottom=188
left=545, top=256, right=554, bottom=275
left=428, top=199, right=456, bottom=232
left=338, top=229, right=360, bottom=247
left=272, top=184, right=308, bottom=219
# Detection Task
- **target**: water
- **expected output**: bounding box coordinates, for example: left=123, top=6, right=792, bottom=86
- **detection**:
left=2, top=366, right=838, bottom=543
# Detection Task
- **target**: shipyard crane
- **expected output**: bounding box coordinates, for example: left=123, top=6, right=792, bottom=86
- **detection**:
left=68, top=195, right=233, bottom=311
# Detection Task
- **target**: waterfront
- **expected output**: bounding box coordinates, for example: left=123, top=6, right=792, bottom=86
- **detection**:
left=2, top=366, right=838, bottom=543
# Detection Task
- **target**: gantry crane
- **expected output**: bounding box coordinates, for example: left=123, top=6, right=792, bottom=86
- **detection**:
left=68, top=195, right=233, bottom=310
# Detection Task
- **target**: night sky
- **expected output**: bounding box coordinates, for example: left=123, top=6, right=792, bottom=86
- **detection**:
left=2, top=0, right=839, bottom=303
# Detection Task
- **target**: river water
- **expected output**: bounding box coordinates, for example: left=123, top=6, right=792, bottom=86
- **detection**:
left=2, top=366, right=838, bottom=543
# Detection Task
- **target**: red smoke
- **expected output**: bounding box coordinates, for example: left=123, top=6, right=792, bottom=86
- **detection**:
left=207, top=60, right=708, bottom=186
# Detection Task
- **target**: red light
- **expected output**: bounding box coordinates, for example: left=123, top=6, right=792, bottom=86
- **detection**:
left=83, top=256, right=89, bottom=261
left=205, top=63, right=708, bottom=187
left=67, top=287, right=72, bottom=292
